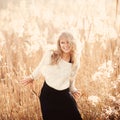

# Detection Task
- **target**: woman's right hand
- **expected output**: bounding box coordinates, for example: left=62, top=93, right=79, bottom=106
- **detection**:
left=20, top=76, right=34, bottom=86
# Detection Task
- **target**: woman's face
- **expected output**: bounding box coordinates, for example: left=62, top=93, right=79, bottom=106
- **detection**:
left=59, top=38, right=72, bottom=53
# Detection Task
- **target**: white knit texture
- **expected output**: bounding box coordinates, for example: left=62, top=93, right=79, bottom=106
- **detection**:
left=31, top=50, right=79, bottom=92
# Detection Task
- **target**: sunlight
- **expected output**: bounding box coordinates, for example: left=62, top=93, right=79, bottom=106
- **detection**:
left=0, top=0, right=120, bottom=119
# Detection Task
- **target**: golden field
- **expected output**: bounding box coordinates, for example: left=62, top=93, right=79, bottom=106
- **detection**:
left=0, top=0, right=120, bottom=120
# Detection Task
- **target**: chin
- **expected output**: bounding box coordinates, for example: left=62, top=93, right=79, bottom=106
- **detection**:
left=63, top=50, right=71, bottom=53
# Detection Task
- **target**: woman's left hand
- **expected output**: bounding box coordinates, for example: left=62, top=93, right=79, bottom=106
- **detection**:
left=71, top=90, right=81, bottom=100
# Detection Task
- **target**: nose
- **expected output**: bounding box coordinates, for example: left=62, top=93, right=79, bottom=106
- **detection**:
left=65, top=42, right=69, bottom=46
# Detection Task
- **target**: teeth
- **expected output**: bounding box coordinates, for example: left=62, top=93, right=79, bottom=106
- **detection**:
left=64, top=48, right=69, bottom=50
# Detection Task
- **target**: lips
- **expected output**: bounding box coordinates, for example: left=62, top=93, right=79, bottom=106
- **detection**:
left=62, top=47, right=71, bottom=53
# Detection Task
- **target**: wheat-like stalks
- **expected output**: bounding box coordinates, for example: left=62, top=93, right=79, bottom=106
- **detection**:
left=0, top=0, right=120, bottom=120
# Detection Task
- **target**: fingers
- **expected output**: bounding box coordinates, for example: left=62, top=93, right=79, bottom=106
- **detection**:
left=72, top=91, right=81, bottom=99
left=73, top=93, right=80, bottom=99
left=19, top=79, right=28, bottom=86
left=19, top=77, right=33, bottom=86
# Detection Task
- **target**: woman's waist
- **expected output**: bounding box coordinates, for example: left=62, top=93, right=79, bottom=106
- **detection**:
left=45, top=79, right=70, bottom=91
left=43, top=81, right=70, bottom=93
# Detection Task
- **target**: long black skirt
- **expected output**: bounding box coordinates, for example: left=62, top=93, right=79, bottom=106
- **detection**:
left=40, top=82, right=82, bottom=120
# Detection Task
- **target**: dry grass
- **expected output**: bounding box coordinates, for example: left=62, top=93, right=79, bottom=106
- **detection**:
left=0, top=0, right=120, bottom=120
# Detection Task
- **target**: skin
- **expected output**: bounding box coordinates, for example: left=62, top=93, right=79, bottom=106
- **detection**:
left=20, top=38, right=80, bottom=100
left=59, top=38, right=71, bottom=62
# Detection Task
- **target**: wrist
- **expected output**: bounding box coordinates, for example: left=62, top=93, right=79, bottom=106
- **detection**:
left=70, top=88, right=78, bottom=93
left=29, top=75, right=34, bottom=80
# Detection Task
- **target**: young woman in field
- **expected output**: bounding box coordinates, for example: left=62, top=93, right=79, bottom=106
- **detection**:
left=21, top=32, right=82, bottom=120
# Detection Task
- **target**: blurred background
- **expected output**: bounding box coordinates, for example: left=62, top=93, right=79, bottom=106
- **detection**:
left=0, top=0, right=120, bottom=120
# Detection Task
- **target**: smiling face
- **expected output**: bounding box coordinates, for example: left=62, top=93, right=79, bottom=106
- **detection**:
left=59, top=38, right=72, bottom=53
left=58, top=32, right=74, bottom=54
left=51, top=32, right=76, bottom=64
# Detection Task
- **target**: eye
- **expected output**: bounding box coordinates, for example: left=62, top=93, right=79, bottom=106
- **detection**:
left=67, top=41, right=69, bottom=44
left=60, top=41, right=65, bottom=44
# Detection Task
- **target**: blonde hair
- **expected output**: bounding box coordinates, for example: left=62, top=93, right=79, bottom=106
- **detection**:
left=50, top=32, right=78, bottom=67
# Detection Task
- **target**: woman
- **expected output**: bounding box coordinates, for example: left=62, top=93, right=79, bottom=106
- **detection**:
left=21, top=32, right=82, bottom=120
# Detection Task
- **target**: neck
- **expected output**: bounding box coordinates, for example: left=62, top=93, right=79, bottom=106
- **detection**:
left=62, top=53, right=71, bottom=62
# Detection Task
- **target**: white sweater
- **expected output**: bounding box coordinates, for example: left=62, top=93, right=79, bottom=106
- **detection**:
left=30, top=50, right=79, bottom=93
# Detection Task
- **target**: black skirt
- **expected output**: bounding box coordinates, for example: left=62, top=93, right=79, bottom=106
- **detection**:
left=40, top=82, right=82, bottom=120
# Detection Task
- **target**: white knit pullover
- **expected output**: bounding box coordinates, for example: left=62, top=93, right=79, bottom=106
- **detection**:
left=30, top=50, right=80, bottom=92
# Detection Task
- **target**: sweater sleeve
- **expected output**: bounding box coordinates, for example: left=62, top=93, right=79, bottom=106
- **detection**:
left=30, top=50, right=51, bottom=80
left=69, top=62, right=80, bottom=93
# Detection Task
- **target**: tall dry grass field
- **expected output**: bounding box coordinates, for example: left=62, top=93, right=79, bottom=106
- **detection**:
left=0, top=0, right=120, bottom=120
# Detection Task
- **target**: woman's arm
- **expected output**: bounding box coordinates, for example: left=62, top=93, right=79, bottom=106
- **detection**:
left=20, top=50, right=50, bottom=86
left=69, top=63, right=81, bottom=99
left=70, top=77, right=80, bottom=99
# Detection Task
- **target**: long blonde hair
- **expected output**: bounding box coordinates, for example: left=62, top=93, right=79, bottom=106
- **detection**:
left=50, top=32, right=78, bottom=67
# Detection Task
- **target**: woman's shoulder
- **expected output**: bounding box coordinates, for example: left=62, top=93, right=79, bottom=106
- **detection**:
left=44, top=49, right=53, bottom=56
left=42, top=49, right=54, bottom=62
